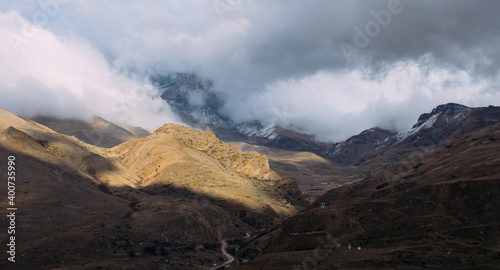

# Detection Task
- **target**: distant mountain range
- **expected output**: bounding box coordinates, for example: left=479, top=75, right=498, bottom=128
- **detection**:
left=324, top=103, right=500, bottom=165
left=6, top=74, right=499, bottom=268
left=152, top=73, right=328, bottom=152
left=153, top=73, right=500, bottom=167
left=30, top=74, right=500, bottom=202
left=235, top=105, right=500, bottom=270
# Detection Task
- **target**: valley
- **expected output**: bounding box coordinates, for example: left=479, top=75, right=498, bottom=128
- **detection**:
left=0, top=109, right=299, bottom=269
left=234, top=106, right=500, bottom=269
left=230, top=142, right=370, bottom=202
left=0, top=103, right=499, bottom=269
left=2, top=1, right=500, bottom=268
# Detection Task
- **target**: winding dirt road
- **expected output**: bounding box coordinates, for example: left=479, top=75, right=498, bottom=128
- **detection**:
left=210, top=240, right=234, bottom=269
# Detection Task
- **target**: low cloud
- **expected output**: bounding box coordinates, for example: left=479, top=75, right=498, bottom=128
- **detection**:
left=0, top=11, right=179, bottom=130
left=1, top=1, right=500, bottom=141
left=224, top=62, right=494, bottom=141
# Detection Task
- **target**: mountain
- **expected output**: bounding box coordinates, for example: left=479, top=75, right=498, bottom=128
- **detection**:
left=153, top=73, right=327, bottom=152
left=154, top=73, right=500, bottom=171
left=1, top=101, right=499, bottom=269
left=0, top=108, right=300, bottom=270
left=31, top=115, right=151, bottom=148
left=157, top=84, right=500, bottom=202
left=236, top=121, right=500, bottom=269
left=154, top=73, right=234, bottom=133
left=396, top=103, right=500, bottom=146
left=323, top=127, right=397, bottom=165
left=324, top=103, right=500, bottom=165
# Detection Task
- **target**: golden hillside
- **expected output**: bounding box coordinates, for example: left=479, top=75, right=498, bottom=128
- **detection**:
left=0, top=109, right=300, bottom=269
left=106, top=123, right=292, bottom=214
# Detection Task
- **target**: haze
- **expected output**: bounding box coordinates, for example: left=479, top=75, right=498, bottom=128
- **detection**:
left=1, top=0, right=499, bottom=141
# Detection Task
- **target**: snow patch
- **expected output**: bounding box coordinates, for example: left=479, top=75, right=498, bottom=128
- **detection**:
left=396, top=112, right=440, bottom=142
left=236, top=122, right=278, bottom=140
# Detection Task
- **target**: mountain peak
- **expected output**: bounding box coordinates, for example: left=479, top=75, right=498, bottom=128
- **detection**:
left=324, top=103, right=500, bottom=165
left=415, top=103, right=470, bottom=127
left=435, top=102, right=468, bottom=111
left=153, top=122, right=216, bottom=137
left=150, top=122, right=280, bottom=181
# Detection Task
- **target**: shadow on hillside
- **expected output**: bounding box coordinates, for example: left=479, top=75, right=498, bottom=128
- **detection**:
left=0, top=143, right=286, bottom=270
left=235, top=123, right=500, bottom=270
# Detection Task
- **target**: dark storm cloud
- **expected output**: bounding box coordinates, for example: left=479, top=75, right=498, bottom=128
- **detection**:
left=238, top=0, right=500, bottom=79
left=1, top=0, right=499, bottom=141
left=346, top=0, right=500, bottom=77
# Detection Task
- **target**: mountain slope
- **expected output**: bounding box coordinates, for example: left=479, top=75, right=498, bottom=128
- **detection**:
left=0, top=108, right=300, bottom=270
left=154, top=73, right=327, bottom=153
left=108, top=123, right=296, bottom=214
left=324, top=103, right=500, bottom=166
left=31, top=115, right=151, bottom=148
left=323, top=127, right=397, bottom=165
left=236, top=122, right=500, bottom=269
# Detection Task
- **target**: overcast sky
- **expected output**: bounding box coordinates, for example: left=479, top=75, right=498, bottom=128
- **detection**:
left=1, top=0, right=500, bottom=141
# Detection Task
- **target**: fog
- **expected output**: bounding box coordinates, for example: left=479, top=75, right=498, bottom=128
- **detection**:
left=1, top=0, right=499, bottom=141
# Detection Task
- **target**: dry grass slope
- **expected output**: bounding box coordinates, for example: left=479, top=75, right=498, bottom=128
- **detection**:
left=237, top=123, right=500, bottom=269
left=0, top=109, right=299, bottom=269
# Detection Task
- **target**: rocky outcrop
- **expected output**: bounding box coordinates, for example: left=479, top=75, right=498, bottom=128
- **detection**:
left=153, top=123, right=279, bottom=181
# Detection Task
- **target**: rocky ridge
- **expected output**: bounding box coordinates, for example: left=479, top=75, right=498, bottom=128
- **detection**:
left=324, top=103, right=500, bottom=165
left=0, top=108, right=299, bottom=270
left=236, top=117, right=500, bottom=270
left=153, top=73, right=327, bottom=152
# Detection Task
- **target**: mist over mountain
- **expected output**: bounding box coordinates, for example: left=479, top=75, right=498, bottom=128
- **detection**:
left=237, top=118, right=500, bottom=269
left=1, top=102, right=499, bottom=269
left=2, top=2, right=500, bottom=269
left=1, top=1, right=500, bottom=141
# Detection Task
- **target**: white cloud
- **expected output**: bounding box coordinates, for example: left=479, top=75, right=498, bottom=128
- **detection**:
left=0, top=11, right=179, bottom=130
left=224, top=61, right=500, bottom=142
left=1, top=1, right=500, bottom=141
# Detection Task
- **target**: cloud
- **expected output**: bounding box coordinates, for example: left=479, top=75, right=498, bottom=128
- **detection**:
left=1, top=1, right=500, bottom=141
left=0, top=10, right=179, bottom=130
left=224, top=61, right=495, bottom=142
